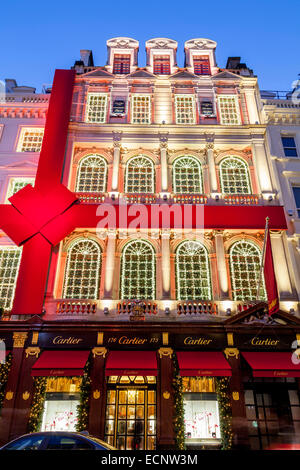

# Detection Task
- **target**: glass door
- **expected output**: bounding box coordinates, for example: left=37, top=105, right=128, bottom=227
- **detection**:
left=105, top=376, right=156, bottom=450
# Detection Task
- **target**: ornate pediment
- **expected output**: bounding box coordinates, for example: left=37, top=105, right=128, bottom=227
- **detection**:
left=170, top=70, right=197, bottom=80
left=212, top=71, right=242, bottom=81
left=224, top=302, right=300, bottom=326
left=185, top=38, right=217, bottom=50
left=82, top=68, right=114, bottom=78
left=127, top=69, right=156, bottom=79
left=2, top=159, right=38, bottom=169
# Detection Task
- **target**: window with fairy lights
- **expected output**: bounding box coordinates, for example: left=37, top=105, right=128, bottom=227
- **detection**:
left=131, top=95, right=151, bottom=124
left=0, top=246, right=22, bottom=310
left=6, top=177, right=35, bottom=202
left=175, top=95, right=196, bottom=124
left=85, top=93, right=108, bottom=123
left=75, top=155, right=107, bottom=193
left=125, top=156, right=155, bottom=193
left=176, top=241, right=211, bottom=300
left=120, top=240, right=156, bottom=300
left=62, top=239, right=102, bottom=299
left=217, top=95, right=241, bottom=125
left=229, top=240, right=267, bottom=301
left=219, top=156, right=252, bottom=194
left=16, top=127, right=44, bottom=152
left=173, top=156, right=203, bottom=193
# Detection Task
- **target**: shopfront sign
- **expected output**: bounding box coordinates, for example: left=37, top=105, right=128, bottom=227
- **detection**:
left=171, top=333, right=226, bottom=349
left=37, top=333, right=95, bottom=349
left=104, top=333, right=161, bottom=349
left=236, top=334, right=295, bottom=350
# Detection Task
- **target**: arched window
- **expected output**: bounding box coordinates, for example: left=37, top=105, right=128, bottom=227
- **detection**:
left=62, top=239, right=102, bottom=299
left=219, top=157, right=251, bottom=194
left=120, top=240, right=155, bottom=299
left=75, top=155, right=107, bottom=193
left=173, top=156, right=203, bottom=193
left=229, top=240, right=266, bottom=301
left=0, top=247, right=22, bottom=310
left=176, top=241, right=211, bottom=300
left=125, top=156, right=154, bottom=193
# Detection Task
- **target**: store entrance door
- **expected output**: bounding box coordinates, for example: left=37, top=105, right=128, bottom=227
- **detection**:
left=105, top=376, right=156, bottom=450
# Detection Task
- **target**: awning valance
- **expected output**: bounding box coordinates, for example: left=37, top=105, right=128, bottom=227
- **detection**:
left=31, top=350, right=90, bottom=377
left=105, top=351, right=157, bottom=376
left=242, top=352, right=300, bottom=377
left=177, top=351, right=232, bottom=377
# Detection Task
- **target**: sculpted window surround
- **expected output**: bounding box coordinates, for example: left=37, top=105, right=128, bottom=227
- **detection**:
left=219, top=156, right=252, bottom=194
left=16, top=127, right=44, bottom=152
left=175, top=95, right=196, bottom=124
left=75, top=154, right=107, bottom=193
left=229, top=240, right=266, bottom=301
left=0, top=246, right=22, bottom=310
left=120, top=239, right=156, bottom=300
left=172, top=156, right=203, bottom=194
left=85, top=93, right=109, bottom=123
left=131, top=94, right=152, bottom=124
left=62, top=239, right=102, bottom=300
left=175, top=240, right=212, bottom=300
left=125, top=155, right=155, bottom=193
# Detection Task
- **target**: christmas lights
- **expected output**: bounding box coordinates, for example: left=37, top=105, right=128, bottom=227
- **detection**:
left=217, top=95, right=241, bottom=125
left=215, top=378, right=233, bottom=450
left=176, top=241, right=212, bottom=300
left=173, top=156, right=203, bottom=194
left=172, top=353, right=186, bottom=450
left=219, top=156, right=251, bottom=194
left=76, top=360, right=91, bottom=432
left=85, top=93, right=108, bottom=123
left=229, top=240, right=267, bottom=301
left=125, top=156, right=155, bottom=193
left=16, top=127, right=44, bottom=152
left=0, top=353, right=12, bottom=413
left=6, top=177, right=35, bottom=200
left=28, top=377, right=47, bottom=432
left=0, top=247, right=22, bottom=310
left=75, top=155, right=107, bottom=193
left=131, top=95, right=151, bottom=124
left=175, top=95, right=196, bottom=125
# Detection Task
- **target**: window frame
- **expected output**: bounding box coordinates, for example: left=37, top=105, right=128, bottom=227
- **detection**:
left=219, top=156, right=252, bottom=195
left=174, top=94, right=196, bottom=125
left=217, top=94, right=241, bottom=125
left=172, top=155, right=203, bottom=194
left=75, top=154, right=108, bottom=193
left=85, top=93, right=109, bottom=124
left=16, top=127, right=44, bottom=152
left=153, top=55, right=171, bottom=75
left=130, top=94, right=152, bottom=125
left=281, top=136, right=298, bottom=158
left=125, top=155, right=155, bottom=194
left=0, top=246, right=22, bottom=310
left=5, top=177, right=35, bottom=203
left=292, top=186, right=300, bottom=218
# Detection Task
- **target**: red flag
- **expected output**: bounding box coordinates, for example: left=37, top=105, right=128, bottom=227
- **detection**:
left=263, top=230, right=279, bottom=315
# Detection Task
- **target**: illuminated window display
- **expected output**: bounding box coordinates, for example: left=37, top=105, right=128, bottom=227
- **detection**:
left=183, top=377, right=221, bottom=442
left=41, top=377, right=81, bottom=432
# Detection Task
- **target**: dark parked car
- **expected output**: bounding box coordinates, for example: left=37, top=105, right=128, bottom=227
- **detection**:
left=0, top=432, right=116, bottom=450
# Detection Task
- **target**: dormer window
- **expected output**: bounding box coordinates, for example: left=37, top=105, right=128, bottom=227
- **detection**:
left=113, top=54, right=131, bottom=74
left=193, top=55, right=211, bottom=75
left=153, top=55, right=171, bottom=75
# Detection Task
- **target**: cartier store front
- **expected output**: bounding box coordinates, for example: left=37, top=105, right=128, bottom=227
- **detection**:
left=1, top=308, right=300, bottom=450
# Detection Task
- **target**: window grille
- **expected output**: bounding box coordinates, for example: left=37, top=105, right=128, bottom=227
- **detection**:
left=125, top=156, right=154, bottom=193
left=175, top=95, right=196, bottom=124
left=219, top=157, right=251, bottom=194
left=85, top=93, right=108, bottom=123
left=131, top=95, right=151, bottom=124
left=0, top=247, right=22, bottom=310
left=173, top=156, right=203, bottom=193
left=217, top=95, right=241, bottom=125
left=75, top=155, right=107, bottom=193
left=17, top=128, right=44, bottom=152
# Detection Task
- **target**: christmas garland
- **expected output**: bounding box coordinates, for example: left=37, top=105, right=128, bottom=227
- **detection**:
left=172, top=353, right=186, bottom=450
left=216, top=377, right=233, bottom=450
left=28, top=377, right=47, bottom=432
left=0, top=353, right=12, bottom=414
left=75, top=359, right=91, bottom=432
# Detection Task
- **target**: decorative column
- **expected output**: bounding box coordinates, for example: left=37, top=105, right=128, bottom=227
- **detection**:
left=214, top=230, right=229, bottom=299
left=251, top=139, right=273, bottom=198
left=159, top=132, right=169, bottom=193
left=89, top=344, right=107, bottom=439
left=111, top=131, right=122, bottom=192
left=205, top=134, right=218, bottom=194
left=161, top=229, right=171, bottom=299
left=9, top=340, right=41, bottom=440
left=224, top=334, right=249, bottom=449
left=270, top=230, right=293, bottom=298
left=242, top=85, right=260, bottom=124
left=157, top=347, right=175, bottom=450
left=104, top=229, right=117, bottom=299
left=0, top=332, right=28, bottom=446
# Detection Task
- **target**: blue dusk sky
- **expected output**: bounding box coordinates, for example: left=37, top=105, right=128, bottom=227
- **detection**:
left=1, top=0, right=299, bottom=93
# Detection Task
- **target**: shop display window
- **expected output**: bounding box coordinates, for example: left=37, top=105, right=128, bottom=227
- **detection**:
left=40, top=377, right=81, bottom=432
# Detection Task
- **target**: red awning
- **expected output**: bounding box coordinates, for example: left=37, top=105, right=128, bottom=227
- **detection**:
left=242, top=352, right=300, bottom=377
left=177, top=351, right=232, bottom=377
left=31, top=350, right=90, bottom=377
left=105, top=351, right=157, bottom=376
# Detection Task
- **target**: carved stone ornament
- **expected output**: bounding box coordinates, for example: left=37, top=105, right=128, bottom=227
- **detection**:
left=163, top=391, right=170, bottom=400
left=92, top=347, right=107, bottom=358
left=232, top=391, right=240, bottom=401
left=22, top=391, right=30, bottom=401
left=13, top=332, right=28, bottom=348
left=158, top=347, right=173, bottom=358
left=25, top=347, right=40, bottom=358
left=93, top=390, right=101, bottom=400
left=224, top=348, right=239, bottom=359
left=5, top=391, right=13, bottom=401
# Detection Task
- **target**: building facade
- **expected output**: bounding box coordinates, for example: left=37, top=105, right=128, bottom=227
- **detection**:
left=0, top=38, right=300, bottom=451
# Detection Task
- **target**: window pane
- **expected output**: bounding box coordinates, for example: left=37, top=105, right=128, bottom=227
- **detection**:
left=219, top=156, right=251, bottom=194
left=131, top=95, right=151, bottom=124
left=75, top=155, right=107, bottom=192
left=125, top=156, right=154, bottom=193
left=85, top=93, right=108, bottom=123
left=218, top=95, right=241, bottom=125
left=17, top=127, right=44, bottom=152
left=175, top=95, right=196, bottom=124
left=0, top=247, right=22, bottom=310
left=173, top=156, right=203, bottom=193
